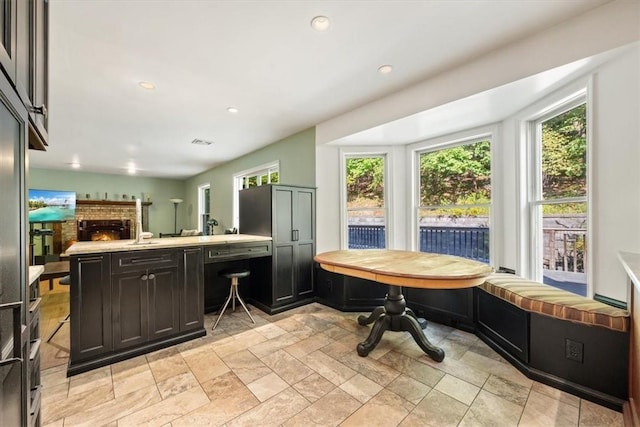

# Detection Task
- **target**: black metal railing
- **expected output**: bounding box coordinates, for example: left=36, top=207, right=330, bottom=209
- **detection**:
left=348, top=225, right=386, bottom=249
left=347, top=225, right=490, bottom=263
left=419, top=226, right=490, bottom=263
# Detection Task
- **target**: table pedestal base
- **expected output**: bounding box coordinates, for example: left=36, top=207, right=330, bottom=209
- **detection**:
left=356, top=286, right=445, bottom=362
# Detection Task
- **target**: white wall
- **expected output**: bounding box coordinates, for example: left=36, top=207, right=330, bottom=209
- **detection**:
left=316, top=45, right=640, bottom=303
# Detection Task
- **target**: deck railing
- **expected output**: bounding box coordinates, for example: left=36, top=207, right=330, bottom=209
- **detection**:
left=347, top=225, right=586, bottom=273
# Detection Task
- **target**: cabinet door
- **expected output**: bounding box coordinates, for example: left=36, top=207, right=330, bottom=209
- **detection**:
left=147, top=267, right=179, bottom=340
left=70, top=254, right=112, bottom=361
left=112, top=271, right=148, bottom=350
left=294, top=188, right=315, bottom=297
left=0, top=0, right=16, bottom=82
left=274, top=187, right=294, bottom=244
left=29, top=0, right=47, bottom=145
left=273, top=245, right=295, bottom=303
left=179, top=247, right=203, bottom=331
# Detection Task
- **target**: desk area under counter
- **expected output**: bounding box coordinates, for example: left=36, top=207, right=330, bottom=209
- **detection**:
left=64, top=234, right=272, bottom=376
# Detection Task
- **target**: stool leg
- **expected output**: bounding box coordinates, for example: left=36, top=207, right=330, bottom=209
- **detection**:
left=46, top=313, right=70, bottom=342
left=212, top=283, right=234, bottom=330
left=234, top=285, right=255, bottom=324
left=231, top=277, right=237, bottom=311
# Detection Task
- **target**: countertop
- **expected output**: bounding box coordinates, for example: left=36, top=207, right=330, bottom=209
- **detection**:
left=619, top=251, right=640, bottom=292
left=29, top=265, right=45, bottom=284
left=65, top=234, right=272, bottom=255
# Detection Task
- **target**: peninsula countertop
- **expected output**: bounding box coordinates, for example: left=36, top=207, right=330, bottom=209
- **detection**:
left=65, top=234, right=272, bottom=255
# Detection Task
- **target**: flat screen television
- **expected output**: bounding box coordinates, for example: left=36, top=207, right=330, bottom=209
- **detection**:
left=28, top=189, right=76, bottom=223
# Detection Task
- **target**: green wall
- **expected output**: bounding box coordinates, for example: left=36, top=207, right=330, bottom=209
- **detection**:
left=28, top=168, right=187, bottom=235
left=184, top=127, right=316, bottom=233
left=30, top=127, right=316, bottom=236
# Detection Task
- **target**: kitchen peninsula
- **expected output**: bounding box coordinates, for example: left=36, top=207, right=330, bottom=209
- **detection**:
left=65, top=234, right=272, bottom=376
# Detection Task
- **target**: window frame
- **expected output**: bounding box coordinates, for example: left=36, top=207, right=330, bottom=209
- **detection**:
left=197, top=183, right=210, bottom=233
left=339, top=148, right=392, bottom=250
left=409, top=126, right=496, bottom=264
left=526, top=89, right=590, bottom=292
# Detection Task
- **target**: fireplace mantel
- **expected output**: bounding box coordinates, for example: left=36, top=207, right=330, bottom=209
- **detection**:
left=77, top=200, right=152, bottom=207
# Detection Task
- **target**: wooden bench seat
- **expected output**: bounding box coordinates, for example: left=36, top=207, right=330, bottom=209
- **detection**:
left=475, top=273, right=630, bottom=411
left=480, top=273, right=630, bottom=332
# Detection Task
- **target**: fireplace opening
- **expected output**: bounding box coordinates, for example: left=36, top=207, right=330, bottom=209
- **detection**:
left=77, top=219, right=131, bottom=242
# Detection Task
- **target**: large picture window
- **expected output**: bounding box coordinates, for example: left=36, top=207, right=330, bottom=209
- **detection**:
left=530, top=97, right=587, bottom=296
left=417, top=139, right=491, bottom=263
left=344, top=155, right=387, bottom=249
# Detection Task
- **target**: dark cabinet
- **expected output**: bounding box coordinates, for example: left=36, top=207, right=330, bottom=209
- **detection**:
left=178, top=247, right=204, bottom=331
left=0, top=0, right=17, bottom=82
left=111, top=250, right=179, bottom=350
left=70, top=254, right=112, bottom=362
left=0, top=1, right=46, bottom=423
left=69, top=247, right=206, bottom=375
left=15, top=0, right=49, bottom=150
left=240, top=185, right=316, bottom=314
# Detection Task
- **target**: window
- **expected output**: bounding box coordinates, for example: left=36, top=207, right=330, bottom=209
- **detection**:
left=197, top=183, right=210, bottom=234
left=233, top=161, right=279, bottom=228
left=530, top=96, right=587, bottom=296
left=416, top=138, right=491, bottom=263
left=343, top=154, right=387, bottom=249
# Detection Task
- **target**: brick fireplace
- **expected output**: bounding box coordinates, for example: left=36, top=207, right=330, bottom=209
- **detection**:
left=60, top=200, right=150, bottom=249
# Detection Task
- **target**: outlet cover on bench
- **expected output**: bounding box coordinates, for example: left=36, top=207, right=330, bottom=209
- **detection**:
left=565, top=338, right=584, bottom=363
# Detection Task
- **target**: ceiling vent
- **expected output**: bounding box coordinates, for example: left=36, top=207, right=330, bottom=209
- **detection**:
left=191, top=138, right=214, bottom=146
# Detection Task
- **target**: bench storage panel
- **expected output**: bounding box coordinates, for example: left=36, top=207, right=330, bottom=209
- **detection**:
left=476, top=273, right=630, bottom=411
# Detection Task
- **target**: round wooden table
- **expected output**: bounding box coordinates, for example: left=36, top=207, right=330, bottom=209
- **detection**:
left=315, top=249, right=493, bottom=361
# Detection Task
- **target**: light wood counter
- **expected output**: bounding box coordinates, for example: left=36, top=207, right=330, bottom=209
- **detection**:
left=65, top=234, right=272, bottom=255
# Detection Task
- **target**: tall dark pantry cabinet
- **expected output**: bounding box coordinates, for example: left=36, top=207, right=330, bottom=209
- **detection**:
left=1, top=0, right=49, bottom=425
left=239, top=185, right=316, bottom=314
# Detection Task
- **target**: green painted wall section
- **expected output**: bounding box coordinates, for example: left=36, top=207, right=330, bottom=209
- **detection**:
left=28, top=168, right=187, bottom=235
left=184, top=127, right=316, bottom=233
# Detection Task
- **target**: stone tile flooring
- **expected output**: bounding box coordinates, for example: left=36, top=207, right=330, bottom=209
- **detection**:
left=41, top=303, right=624, bottom=426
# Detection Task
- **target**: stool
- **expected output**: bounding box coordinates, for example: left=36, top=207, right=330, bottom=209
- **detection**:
left=212, top=269, right=254, bottom=330
left=46, top=275, right=71, bottom=343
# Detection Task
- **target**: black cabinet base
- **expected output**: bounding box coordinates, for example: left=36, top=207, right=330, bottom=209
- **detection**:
left=67, top=328, right=205, bottom=377
left=250, top=297, right=316, bottom=315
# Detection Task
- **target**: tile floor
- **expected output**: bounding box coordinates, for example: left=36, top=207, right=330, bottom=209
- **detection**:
left=40, top=300, right=625, bottom=426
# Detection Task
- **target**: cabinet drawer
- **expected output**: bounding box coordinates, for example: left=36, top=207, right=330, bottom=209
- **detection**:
left=112, top=250, right=178, bottom=273
left=204, top=245, right=230, bottom=262
left=204, top=242, right=272, bottom=263
left=229, top=242, right=272, bottom=257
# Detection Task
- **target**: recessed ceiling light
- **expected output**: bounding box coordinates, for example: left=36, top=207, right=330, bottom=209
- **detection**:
left=227, top=107, right=239, bottom=114
left=378, top=65, right=393, bottom=75
left=310, top=16, right=330, bottom=32
left=70, top=162, right=80, bottom=169
left=138, top=81, right=155, bottom=90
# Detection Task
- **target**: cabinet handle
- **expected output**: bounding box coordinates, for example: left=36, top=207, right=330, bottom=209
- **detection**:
left=30, top=104, right=48, bottom=119
left=148, top=273, right=156, bottom=280
left=141, top=274, right=148, bottom=281
left=0, top=302, right=23, bottom=366
left=131, top=257, right=163, bottom=264
left=292, top=229, right=299, bottom=241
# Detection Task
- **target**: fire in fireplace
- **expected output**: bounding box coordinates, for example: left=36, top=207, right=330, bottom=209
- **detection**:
left=77, top=219, right=131, bottom=241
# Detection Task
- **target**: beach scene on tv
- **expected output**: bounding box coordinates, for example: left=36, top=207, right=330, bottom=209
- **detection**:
left=28, top=189, right=76, bottom=223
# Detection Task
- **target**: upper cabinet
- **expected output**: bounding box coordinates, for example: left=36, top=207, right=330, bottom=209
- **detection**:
left=1, top=0, right=48, bottom=150
left=0, top=0, right=17, bottom=82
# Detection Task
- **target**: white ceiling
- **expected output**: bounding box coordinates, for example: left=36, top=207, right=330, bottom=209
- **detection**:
left=30, top=0, right=611, bottom=179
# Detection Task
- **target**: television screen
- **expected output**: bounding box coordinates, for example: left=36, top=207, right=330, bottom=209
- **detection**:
left=28, top=189, right=76, bottom=223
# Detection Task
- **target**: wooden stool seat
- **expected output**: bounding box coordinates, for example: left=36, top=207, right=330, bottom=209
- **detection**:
left=212, top=269, right=254, bottom=329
